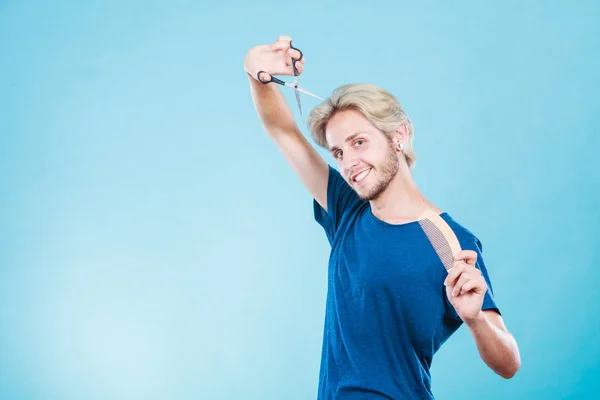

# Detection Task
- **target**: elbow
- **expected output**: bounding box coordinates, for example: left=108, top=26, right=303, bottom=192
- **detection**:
left=498, top=356, right=521, bottom=379
left=499, top=365, right=519, bottom=379
left=495, top=331, right=521, bottom=379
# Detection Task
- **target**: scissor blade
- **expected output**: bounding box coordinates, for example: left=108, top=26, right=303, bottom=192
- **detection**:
left=295, top=89, right=302, bottom=115
left=296, top=86, right=324, bottom=101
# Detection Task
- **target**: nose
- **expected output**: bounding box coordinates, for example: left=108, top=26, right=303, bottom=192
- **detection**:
left=343, top=154, right=360, bottom=176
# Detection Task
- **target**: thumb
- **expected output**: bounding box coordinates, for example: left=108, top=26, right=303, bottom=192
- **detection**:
left=454, top=250, right=477, bottom=266
left=268, top=37, right=293, bottom=52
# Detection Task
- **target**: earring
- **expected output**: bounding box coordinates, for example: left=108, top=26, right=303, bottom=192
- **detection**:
left=398, top=142, right=404, bottom=150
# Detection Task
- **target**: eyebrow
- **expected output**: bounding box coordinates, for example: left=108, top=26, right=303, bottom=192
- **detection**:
left=329, top=132, right=368, bottom=152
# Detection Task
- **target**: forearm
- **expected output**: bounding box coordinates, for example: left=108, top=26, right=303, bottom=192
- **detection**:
left=247, top=72, right=298, bottom=137
left=466, top=311, right=521, bottom=379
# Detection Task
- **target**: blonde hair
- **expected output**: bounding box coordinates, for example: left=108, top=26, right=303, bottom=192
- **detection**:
left=307, top=83, right=417, bottom=169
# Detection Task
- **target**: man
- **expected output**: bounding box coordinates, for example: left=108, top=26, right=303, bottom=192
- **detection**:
left=244, top=35, right=521, bottom=399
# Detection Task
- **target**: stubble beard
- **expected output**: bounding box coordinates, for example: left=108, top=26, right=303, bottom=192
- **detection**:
left=359, top=144, right=400, bottom=201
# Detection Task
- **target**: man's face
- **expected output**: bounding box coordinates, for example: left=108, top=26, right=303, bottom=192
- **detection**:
left=326, top=109, right=399, bottom=201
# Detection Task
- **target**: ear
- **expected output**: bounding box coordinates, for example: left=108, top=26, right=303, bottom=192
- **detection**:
left=393, top=124, right=409, bottom=149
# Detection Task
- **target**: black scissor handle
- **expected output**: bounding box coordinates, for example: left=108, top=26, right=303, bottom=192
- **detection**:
left=257, top=71, right=285, bottom=85
left=289, top=40, right=303, bottom=61
left=257, top=40, right=303, bottom=84
left=289, top=40, right=303, bottom=77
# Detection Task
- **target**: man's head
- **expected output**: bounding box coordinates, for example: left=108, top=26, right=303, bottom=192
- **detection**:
left=307, top=83, right=416, bottom=201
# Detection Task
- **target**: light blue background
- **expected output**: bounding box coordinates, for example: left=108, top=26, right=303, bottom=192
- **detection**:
left=1, top=1, right=599, bottom=399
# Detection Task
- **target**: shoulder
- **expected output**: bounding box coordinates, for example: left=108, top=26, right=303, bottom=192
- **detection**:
left=313, top=164, right=367, bottom=244
left=441, top=213, right=483, bottom=252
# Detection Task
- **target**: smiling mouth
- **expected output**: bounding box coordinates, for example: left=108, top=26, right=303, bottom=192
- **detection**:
left=351, top=168, right=372, bottom=184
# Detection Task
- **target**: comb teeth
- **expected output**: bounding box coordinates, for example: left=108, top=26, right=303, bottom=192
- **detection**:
left=419, top=219, right=455, bottom=271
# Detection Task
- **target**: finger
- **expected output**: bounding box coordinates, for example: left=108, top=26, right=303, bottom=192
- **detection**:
left=444, top=263, right=465, bottom=287
left=457, top=261, right=482, bottom=278
left=452, top=273, right=471, bottom=297
left=444, top=267, right=461, bottom=287
left=295, top=60, right=304, bottom=74
left=454, top=250, right=477, bottom=266
left=257, top=71, right=271, bottom=82
left=459, top=280, right=478, bottom=295
left=266, top=42, right=288, bottom=52
left=468, top=276, right=487, bottom=294
left=269, top=38, right=292, bottom=52
left=287, top=48, right=303, bottom=61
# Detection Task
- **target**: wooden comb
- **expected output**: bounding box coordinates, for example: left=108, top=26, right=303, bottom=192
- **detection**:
left=417, top=209, right=462, bottom=272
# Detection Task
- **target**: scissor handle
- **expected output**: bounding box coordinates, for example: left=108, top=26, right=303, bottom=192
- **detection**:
left=257, top=41, right=303, bottom=84
left=289, top=40, right=303, bottom=76
left=289, top=41, right=303, bottom=61
left=257, top=71, right=285, bottom=85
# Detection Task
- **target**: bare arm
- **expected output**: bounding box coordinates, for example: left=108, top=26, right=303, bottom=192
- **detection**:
left=247, top=71, right=298, bottom=139
left=467, top=310, right=521, bottom=379
left=245, top=37, right=329, bottom=210
left=446, top=252, right=521, bottom=379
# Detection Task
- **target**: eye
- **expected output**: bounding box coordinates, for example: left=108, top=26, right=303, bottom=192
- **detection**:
left=353, top=140, right=365, bottom=148
left=334, top=150, right=343, bottom=159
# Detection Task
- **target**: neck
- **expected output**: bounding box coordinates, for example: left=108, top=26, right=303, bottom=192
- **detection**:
left=369, top=163, right=441, bottom=224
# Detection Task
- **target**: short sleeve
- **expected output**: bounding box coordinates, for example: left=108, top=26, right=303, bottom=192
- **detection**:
left=313, top=164, right=363, bottom=245
left=444, top=235, right=501, bottom=320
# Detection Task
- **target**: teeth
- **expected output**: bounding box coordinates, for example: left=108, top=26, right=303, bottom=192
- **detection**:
left=354, top=169, right=370, bottom=182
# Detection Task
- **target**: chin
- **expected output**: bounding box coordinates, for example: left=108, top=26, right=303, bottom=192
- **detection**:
left=357, top=176, right=391, bottom=201
left=356, top=183, right=383, bottom=201
left=355, top=190, right=371, bottom=201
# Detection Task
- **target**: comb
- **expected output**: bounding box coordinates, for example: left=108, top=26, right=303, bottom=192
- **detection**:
left=417, top=209, right=461, bottom=273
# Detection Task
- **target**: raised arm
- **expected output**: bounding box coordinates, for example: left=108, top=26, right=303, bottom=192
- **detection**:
left=244, top=36, right=330, bottom=211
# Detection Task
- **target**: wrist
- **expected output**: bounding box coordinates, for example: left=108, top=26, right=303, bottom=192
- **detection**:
left=464, top=310, right=487, bottom=330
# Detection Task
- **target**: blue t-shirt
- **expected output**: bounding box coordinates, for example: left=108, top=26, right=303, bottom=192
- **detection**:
left=313, top=165, right=500, bottom=400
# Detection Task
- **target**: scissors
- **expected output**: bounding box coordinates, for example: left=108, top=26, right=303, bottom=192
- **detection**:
left=257, top=41, right=323, bottom=116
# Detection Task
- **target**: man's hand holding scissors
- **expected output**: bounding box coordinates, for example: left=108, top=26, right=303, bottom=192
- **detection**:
left=244, top=36, right=322, bottom=116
